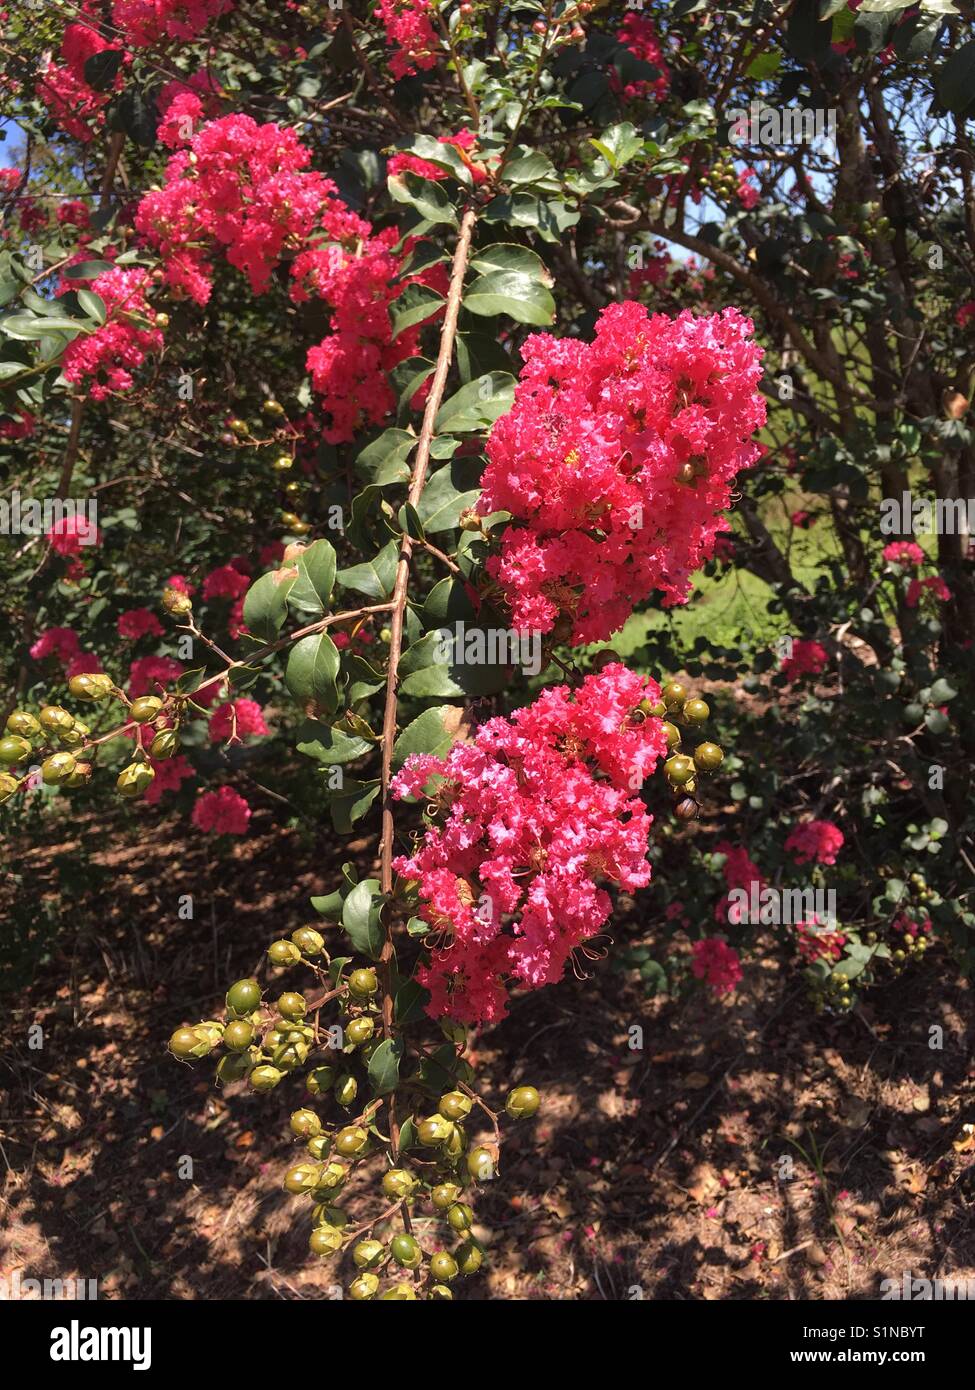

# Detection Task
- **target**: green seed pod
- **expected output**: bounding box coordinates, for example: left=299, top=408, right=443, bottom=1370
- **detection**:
left=334, top=1074, right=357, bottom=1107
left=223, top=1020, right=255, bottom=1051
left=444, top=1124, right=467, bottom=1159
left=448, top=1202, right=474, bottom=1233
left=309, top=1225, right=343, bottom=1256
left=284, top=1162, right=323, bottom=1194
left=0, top=735, right=33, bottom=765
left=455, top=1240, right=484, bottom=1275
left=315, top=1161, right=348, bottom=1191
left=169, top=1027, right=203, bottom=1059
left=661, top=721, right=682, bottom=751
left=348, top=1273, right=379, bottom=1301
left=418, top=1115, right=453, bottom=1147
left=276, top=991, right=307, bottom=1020
left=150, top=728, right=179, bottom=760
left=390, top=1233, right=422, bottom=1269
left=68, top=673, right=113, bottom=702
left=306, top=1066, right=337, bottom=1096
left=249, top=1064, right=284, bottom=1092
left=380, top=1283, right=417, bottom=1300
left=130, top=696, right=163, bottom=724
left=505, top=1085, right=541, bottom=1119
left=346, top=1016, right=375, bottom=1046
left=268, top=939, right=302, bottom=966
left=0, top=772, right=21, bottom=803
left=431, top=1183, right=462, bottom=1210
left=335, top=1125, right=369, bottom=1157
left=438, top=1090, right=473, bottom=1122
left=306, top=1135, right=331, bottom=1161
left=660, top=681, right=688, bottom=711
left=382, top=1168, right=417, bottom=1200
left=226, top=978, right=261, bottom=1015
left=39, top=705, right=74, bottom=735
left=64, top=761, right=93, bottom=788
left=467, top=1146, right=496, bottom=1182
left=664, top=754, right=695, bottom=787
left=693, top=742, right=724, bottom=773
left=162, top=587, right=193, bottom=617
left=429, top=1251, right=459, bottom=1282
left=116, top=761, right=155, bottom=798
left=429, top=1284, right=453, bottom=1300
left=216, top=1052, right=252, bottom=1084
left=290, top=1108, right=322, bottom=1139
left=6, top=710, right=41, bottom=739
left=58, top=721, right=88, bottom=750
left=682, top=697, right=710, bottom=724
left=353, top=1238, right=385, bottom=1270
left=42, top=752, right=77, bottom=785
left=291, top=926, right=325, bottom=956
left=347, top=967, right=378, bottom=999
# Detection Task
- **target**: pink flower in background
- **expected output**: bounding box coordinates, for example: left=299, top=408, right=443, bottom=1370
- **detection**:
left=785, top=819, right=844, bottom=866
left=613, top=14, right=670, bottom=102
left=883, top=540, right=924, bottom=567
left=61, top=268, right=164, bottom=399
left=202, top=563, right=249, bottom=602
left=906, top=574, right=951, bottom=608
left=780, top=638, right=828, bottom=682
left=208, top=699, right=269, bottom=743
left=144, top=754, right=195, bottom=805
left=192, top=786, right=252, bottom=834
left=66, top=652, right=104, bottom=679
left=30, top=627, right=81, bottom=666
left=113, top=0, right=234, bottom=45
left=376, top=0, right=439, bottom=79
left=128, top=655, right=184, bottom=698
left=118, top=607, right=165, bottom=641
left=691, top=938, right=742, bottom=996
left=48, top=514, right=101, bottom=555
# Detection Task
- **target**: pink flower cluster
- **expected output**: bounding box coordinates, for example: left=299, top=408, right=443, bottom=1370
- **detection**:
left=882, top=540, right=924, bottom=567
left=906, top=574, right=951, bottom=609
left=785, top=819, right=844, bottom=867
left=209, top=698, right=269, bottom=743
left=145, top=754, right=195, bottom=805
left=48, top=514, right=101, bottom=554
left=713, top=840, right=765, bottom=926
left=377, top=0, right=439, bottom=80
left=478, top=302, right=766, bottom=642
left=30, top=627, right=81, bottom=666
left=128, top=654, right=184, bottom=698
left=36, top=22, right=125, bottom=143
left=136, top=115, right=335, bottom=303
left=795, top=919, right=847, bottom=964
left=387, top=129, right=488, bottom=185
left=392, top=664, right=668, bottom=1023
left=780, top=638, right=828, bottom=683
left=61, top=268, right=164, bottom=400
left=613, top=15, right=670, bottom=102
left=118, top=607, right=164, bottom=641
left=192, top=786, right=251, bottom=834
left=112, top=0, right=234, bottom=46
left=690, top=937, right=742, bottom=996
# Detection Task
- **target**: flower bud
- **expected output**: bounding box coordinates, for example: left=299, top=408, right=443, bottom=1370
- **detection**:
left=116, top=761, right=155, bottom=798
left=150, top=729, right=179, bottom=760
left=268, top=938, right=302, bottom=966
left=353, top=1238, right=384, bottom=1270
left=505, top=1085, right=540, bottom=1119
left=162, top=587, right=193, bottom=617
left=6, top=710, right=40, bottom=738
left=42, top=752, right=77, bottom=785
left=0, top=735, right=33, bottom=765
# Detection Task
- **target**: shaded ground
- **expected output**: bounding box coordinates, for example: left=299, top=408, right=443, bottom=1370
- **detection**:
left=1, top=801, right=974, bottom=1301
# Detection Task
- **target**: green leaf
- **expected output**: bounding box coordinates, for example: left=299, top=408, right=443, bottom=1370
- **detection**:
left=84, top=49, right=122, bottom=91
left=336, top=539, right=400, bottom=600
left=113, top=86, right=158, bottom=148
left=468, top=243, right=551, bottom=281
left=329, top=778, right=381, bottom=833
left=435, top=372, right=516, bottom=434
left=242, top=571, right=293, bottom=641
left=398, top=501, right=425, bottom=540
left=368, top=1038, right=404, bottom=1096
left=295, top=718, right=373, bottom=764
left=938, top=39, right=975, bottom=114
left=62, top=260, right=114, bottom=282
left=285, top=632, right=340, bottom=711
left=76, top=290, right=106, bottom=325
left=929, top=677, right=957, bottom=703
left=287, top=538, right=337, bottom=617
left=311, top=889, right=343, bottom=918
left=394, top=979, right=429, bottom=1025
left=356, top=428, right=415, bottom=486
left=388, top=171, right=458, bottom=226
left=416, top=456, right=483, bottom=533
left=1, top=314, right=85, bottom=340
left=394, top=134, right=473, bottom=186
left=393, top=706, right=459, bottom=770
left=342, top=879, right=385, bottom=959
left=589, top=121, right=643, bottom=171
left=464, top=270, right=555, bottom=326
left=503, top=151, right=557, bottom=184
left=390, top=283, right=445, bottom=339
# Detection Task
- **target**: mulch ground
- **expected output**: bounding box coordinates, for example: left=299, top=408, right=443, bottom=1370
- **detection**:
left=2, top=800, right=974, bottom=1301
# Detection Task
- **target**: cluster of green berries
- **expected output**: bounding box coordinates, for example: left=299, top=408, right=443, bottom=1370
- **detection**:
left=168, top=940, right=541, bottom=1299
left=0, top=676, right=184, bottom=806
left=707, top=156, right=739, bottom=201
left=645, top=681, right=725, bottom=821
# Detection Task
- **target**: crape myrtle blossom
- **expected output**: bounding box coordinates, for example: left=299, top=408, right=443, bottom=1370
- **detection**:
left=691, top=938, right=742, bottom=996
left=780, top=638, right=828, bottom=682
left=478, top=302, right=766, bottom=644
left=376, top=0, right=439, bottom=80
left=113, top=0, right=234, bottom=45
left=392, top=664, right=669, bottom=1024
left=61, top=268, right=164, bottom=400
left=785, top=819, right=844, bottom=867
left=192, top=785, right=252, bottom=834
